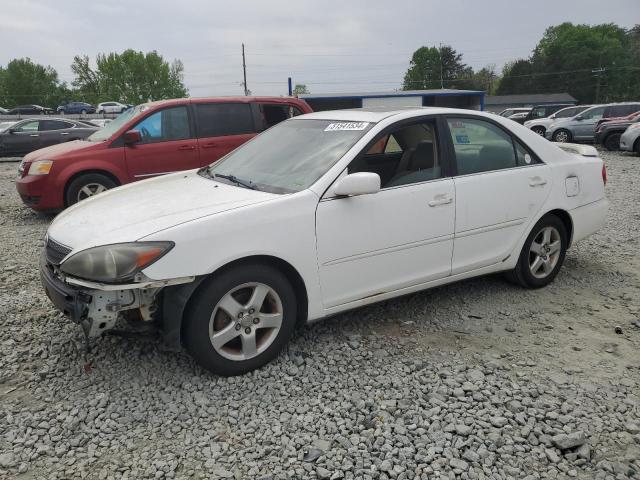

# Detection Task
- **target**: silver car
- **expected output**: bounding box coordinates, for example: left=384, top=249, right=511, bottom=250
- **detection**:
left=620, top=122, right=640, bottom=153
left=546, top=103, right=640, bottom=143
left=524, top=105, right=591, bottom=137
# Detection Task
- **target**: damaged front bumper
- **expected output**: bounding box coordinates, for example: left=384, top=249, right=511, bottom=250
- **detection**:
left=39, top=253, right=194, bottom=338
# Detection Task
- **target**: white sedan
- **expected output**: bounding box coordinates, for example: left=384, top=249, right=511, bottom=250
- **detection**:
left=96, top=102, right=128, bottom=114
left=40, top=108, right=608, bottom=376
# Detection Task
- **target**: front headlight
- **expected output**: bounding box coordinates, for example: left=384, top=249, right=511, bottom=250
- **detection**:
left=60, top=242, right=174, bottom=283
left=28, top=160, right=54, bottom=176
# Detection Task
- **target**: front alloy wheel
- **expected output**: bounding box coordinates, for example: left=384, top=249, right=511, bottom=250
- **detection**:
left=209, top=282, right=283, bottom=361
left=553, top=129, right=571, bottom=143
left=185, top=264, right=297, bottom=376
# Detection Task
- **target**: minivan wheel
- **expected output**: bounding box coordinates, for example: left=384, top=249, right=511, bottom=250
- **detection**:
left=65, top=173, right=117, bottom=206
left=532, top=126, right=545, bottom=136
left=184, top=264, right=297, bottom=376
left=552, top=129, right=571, bottom=143
left=506, top=214, right=568, bottom=289
left=604, top=133, right=621, bottom=151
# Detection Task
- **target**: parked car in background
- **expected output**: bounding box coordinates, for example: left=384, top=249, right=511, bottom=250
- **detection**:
left=506, top=111, right=531, bottom=124
left=524, top=105, right=592, bottom=137
left=1, top=118, right=97, bottom=156
left=595, top=113, right=640, bottom=151
left=97, top=102, right=128, bottom=114
left=523, top=104, right=574, bottom=123
left=16, top=96, right=312, bottom=210
left=57, top=102, right=96, bottom=115
left=0, top=107, right=9, bottom=115
left=620, top=122, right=640, bottom=154
left=8, top=105, right=54, bottom=115
left=497, top=108, right=531, bottom=118
left=546, top=102, right=640, bottom=143
left=38, top=107, right=608, bottom=375
left=82, top=119, right=112, bottom=128
left=595, top=110, right=640, bottom=130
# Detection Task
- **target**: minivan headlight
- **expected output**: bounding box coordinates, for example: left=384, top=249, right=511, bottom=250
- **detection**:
left=60, top=242, right=174, bottom=283
left=29, top=160, right=53, bottom=175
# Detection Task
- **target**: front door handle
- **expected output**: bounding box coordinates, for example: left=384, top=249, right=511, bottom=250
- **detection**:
left=200, top=143, right=217, bottom=149
left=60, top=132, right=70, bottom=135
left=29, top=134, right=39, bottom=137
left=529, top=176, right=547, bottom=187
left=177, top=145, right=196, bottom=151
left=428, top=194, right=453, bottom=207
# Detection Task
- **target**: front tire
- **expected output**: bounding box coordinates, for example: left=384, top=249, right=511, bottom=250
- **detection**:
left=184, top=264, right=297, bottom=376
left=507, top=214, right=568, bottom=288
left=552, top=129, right=572, bottom=143
left=65, top=173, right=117, bottom=206
left=603, top=133, right=621, bottom=151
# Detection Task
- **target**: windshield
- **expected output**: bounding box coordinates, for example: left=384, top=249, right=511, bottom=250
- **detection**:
left=87, top=104, right=146, bottom=141
left=206, top=119, right=373, bottom=194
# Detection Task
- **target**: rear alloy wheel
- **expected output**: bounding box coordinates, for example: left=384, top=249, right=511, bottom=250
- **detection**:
left=552, top=129, right=571, bottom=143
left=531, top=126, right=545, bottom=136
left=81, top=109, right=87, bottom=115
left=604, top=133, right=622, bottom=151
left=184, top=264, right=297, bottom=376
left=66, top=173, right=117, bottom=206
left=506, top=214, right=568, bottom=288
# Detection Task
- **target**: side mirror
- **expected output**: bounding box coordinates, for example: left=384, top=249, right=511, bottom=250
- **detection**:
left=333, top=172, right=380, bottom=197
left=123, top=130, right=142, bottom=145
left=575, top=115, right=584, bottom=121
left=7, top=128, right=17, bottom=134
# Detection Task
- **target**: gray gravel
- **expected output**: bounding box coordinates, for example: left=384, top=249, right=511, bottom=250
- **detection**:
left=1, top=151, right=639, bottom=479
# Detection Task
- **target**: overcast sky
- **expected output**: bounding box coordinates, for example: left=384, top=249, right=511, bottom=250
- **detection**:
left=1, top=0, right=637, bottom=97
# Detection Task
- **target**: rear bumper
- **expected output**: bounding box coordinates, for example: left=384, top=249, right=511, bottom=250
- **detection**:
left=569, top=198, right=608, bottom=245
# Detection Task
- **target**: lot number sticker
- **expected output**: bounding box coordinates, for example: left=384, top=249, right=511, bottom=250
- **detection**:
left=324, top=122, right=369, bottom=131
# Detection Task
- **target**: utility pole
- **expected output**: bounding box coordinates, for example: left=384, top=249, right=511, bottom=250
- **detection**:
left=242, top=43, right=248, bottom=96
left=593, top=67, right=605, bottom=103
left=439, top=43, right=444, bottom=89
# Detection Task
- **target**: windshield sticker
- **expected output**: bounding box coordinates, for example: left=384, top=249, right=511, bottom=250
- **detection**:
left=324, top=122, right=369, bottom=132
left=455, top=134, right=470, bottom=144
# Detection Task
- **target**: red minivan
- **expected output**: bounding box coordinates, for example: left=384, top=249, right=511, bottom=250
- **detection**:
left=16, top=96, right=312, bottom=211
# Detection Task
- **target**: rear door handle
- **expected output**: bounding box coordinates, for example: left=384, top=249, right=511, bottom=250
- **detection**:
left=428, top=194, right=453, bottom=207
left=177, top=145, right=196, bottom=151
left=29, top=134, right=39, bottom=137
left=529, top=176, right=547, bottom=187
left=60, top=132, right=70, bottom=135
left=200, top=143, right=217, bottom=149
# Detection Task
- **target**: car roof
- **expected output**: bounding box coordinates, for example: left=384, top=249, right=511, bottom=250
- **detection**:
left=142, top=96, right=309, bottom=109
left=295, top=107, right=491, bottom=123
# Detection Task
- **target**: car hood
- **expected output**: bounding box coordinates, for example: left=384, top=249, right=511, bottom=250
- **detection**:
left=47, top=170, right=279, bottom=252
left=24, top=139, right=104, bottom=161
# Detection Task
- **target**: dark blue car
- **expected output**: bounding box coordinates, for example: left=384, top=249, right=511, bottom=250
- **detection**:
left=56, top=102, right=96, bottom=115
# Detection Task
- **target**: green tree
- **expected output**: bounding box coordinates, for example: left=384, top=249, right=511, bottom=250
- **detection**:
left=292, top=83, right=309, bottom=95
left=402, top=45, right=472, bottom=90
left=0, top=58, right=69, bottom=108
left=71, top=49, right=188, bottom=104
left=496, top=23, right=636, bottom=103
left=468, top=65, right=499, bottom=93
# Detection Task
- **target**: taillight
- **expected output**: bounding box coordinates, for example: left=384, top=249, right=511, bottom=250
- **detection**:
left=602, top=164, right=607, bottom=185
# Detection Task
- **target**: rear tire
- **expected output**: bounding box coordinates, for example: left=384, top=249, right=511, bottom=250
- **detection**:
left=506, top=214, right=568, bottom=289
left=65, top=173, right=117, bottom=206
left=604, top=133, right=621, bottom=151
left=184, top=264, right=297, bottom=376
left=531, top=126, right=545, bottom=136
left=552, top=129, right=572, bottom=143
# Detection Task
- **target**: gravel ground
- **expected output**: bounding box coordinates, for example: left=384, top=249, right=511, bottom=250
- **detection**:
left=0, top=151, right=639, bottom=480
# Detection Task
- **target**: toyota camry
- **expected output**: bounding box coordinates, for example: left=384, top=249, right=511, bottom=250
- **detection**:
left=39, top=107, right=608, bottom=376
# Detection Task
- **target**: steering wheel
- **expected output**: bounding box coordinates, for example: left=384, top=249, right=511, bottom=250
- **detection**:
left=140, top=127, right=151, bottom=139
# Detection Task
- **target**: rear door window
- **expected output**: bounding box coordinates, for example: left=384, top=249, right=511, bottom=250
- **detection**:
left=196, top=103, right=255, bottom=138
left=40, top=120, right=73, bottom=131
left=132, top=106, right=191, bottom=144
